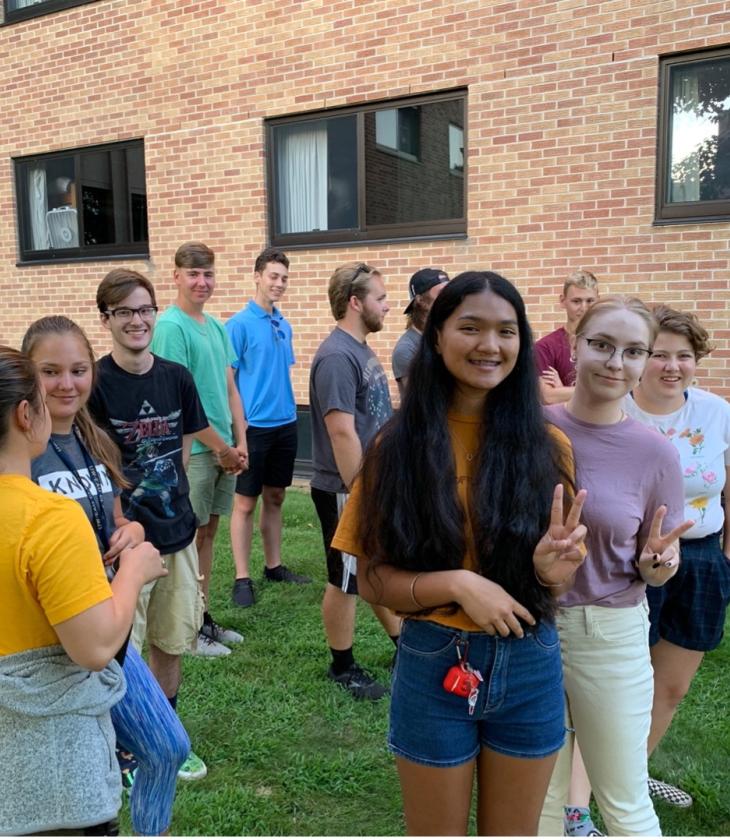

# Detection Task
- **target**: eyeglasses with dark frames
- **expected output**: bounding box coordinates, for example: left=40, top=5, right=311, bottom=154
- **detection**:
left=579, top=336, right=651, bottom=364
left=104, top=306, right=159, bottom=321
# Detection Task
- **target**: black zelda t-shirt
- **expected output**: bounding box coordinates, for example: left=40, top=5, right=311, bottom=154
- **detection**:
left=89, top=354, right=208, bottom=554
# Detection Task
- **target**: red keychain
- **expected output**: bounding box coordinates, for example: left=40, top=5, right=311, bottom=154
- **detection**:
left=443, top=642, right=483, bottom=713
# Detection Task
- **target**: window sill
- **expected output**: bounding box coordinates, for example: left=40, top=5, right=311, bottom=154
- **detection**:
left=16, top=251, right=150, bottom=267
left=652, top=215, right=730, bottom=226
left=2, top=0, right=99, bottom=25
left=274, top=231, right=467, bottom=251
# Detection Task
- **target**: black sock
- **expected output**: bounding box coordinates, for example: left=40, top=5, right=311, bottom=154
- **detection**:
left=264, top=565, right=284, bottom=580
left=330, top=646, right=355, bottom=675
left=167, top=693, right=178, bottom=711
left=390, top=634, right=400, bottom=647
left=203, top=611, right=213, bottom=627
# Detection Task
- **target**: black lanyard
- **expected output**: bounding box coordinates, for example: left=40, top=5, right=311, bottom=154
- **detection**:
left=49, top=428, right=111, bottom=554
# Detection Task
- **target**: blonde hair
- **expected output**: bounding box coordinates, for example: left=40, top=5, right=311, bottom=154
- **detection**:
left=328, top=262, right=380, bottom=320
left=575, top=295, right=658, bottom=345
left=21, top=316, right=129, bottom=489
left=563, top=269, right=599, bottom=296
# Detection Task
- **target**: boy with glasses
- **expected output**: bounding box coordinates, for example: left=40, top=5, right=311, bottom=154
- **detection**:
left=225, top=247, right=310, bottom=609
left=90, top=267, right=228, bottom=781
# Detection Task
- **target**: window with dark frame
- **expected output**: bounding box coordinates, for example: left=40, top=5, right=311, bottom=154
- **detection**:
left=267, top=90, right=466, bottom=246
left=14, top=140, right=148, bottom=263
left=3, top=0, right=98, bottom=24
left=656, top=47, right=730, bottom=223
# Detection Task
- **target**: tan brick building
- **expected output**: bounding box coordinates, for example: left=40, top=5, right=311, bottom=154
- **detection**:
left=2, top=0, right=729, bottom=417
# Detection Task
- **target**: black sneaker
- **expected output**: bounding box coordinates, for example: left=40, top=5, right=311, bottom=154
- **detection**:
left=233, top=577, right=256, bottom=607
left=327, top=663, right=388, bottom=701
left=264, top=564, right=311, bottom=584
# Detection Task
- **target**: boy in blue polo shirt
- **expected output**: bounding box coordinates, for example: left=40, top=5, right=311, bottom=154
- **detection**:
left=226, top=248, right=310, bottom=608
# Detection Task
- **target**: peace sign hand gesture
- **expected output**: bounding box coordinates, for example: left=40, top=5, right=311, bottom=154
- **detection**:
left=533, top=484, right=588, bottom=589
left=637, top=506, right=694, bottom=586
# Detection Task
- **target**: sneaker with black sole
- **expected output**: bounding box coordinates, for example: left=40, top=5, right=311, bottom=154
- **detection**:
left=201, top=615, right=244, bottom=645
left=264, top=564, right=312, bottom=584
left=648, top=777, right=693, bottom=808
left=327, top=662, right=388, bottom=700
left=190, top=630, right=231, bottom=657
left=233, top=577, right=256, bottom=607
left=178, top=749, right=207, bottom=781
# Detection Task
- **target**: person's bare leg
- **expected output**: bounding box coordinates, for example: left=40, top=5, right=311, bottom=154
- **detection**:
left=648, top=639, right=704, bottom=754
left=477, top=747, right=558, bottom=836
left=322, top=583, right=356, bottom=649
left=396, top=755, right=474, bottom=836
left=371, top=602, right=402, bottom=638
left=195, top=515, right=219, bottom=604
left=148, top=645, right=182, bottom=699
left=230, top=494, right=257, bottom=579
left=568, top=741, right=592, bottom=807
left=259, top=485, right=286, bottom=570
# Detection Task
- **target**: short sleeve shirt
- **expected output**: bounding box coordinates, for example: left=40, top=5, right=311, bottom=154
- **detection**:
left=0, top=475, right=112, bottom=656
left=544, top=404, right=684, bottom=608
left=309, top=327, right=392, bottom=493
left=151, top=305, right=237, bottom=454
left=535, top=327, right=575, bottom=386
left=625, top=387, right=730, bottom=539
left=391, top=328, right=421, bottom=381
left=225, top=301, right=296, bottom=428
left=88, top=354, right=208, bottom=554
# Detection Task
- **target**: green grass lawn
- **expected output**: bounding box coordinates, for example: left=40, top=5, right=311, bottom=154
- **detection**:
left=122, top=487, right=729, bottom=836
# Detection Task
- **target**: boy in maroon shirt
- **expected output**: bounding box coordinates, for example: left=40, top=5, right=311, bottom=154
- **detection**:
left=535, top=270, right=599, bottom=405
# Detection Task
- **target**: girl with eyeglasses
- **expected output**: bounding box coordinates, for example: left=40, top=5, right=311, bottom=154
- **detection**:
left=331, top=272, right=588, bottom=836
left=625, top=305, right=730, bottom=809
left=0, top=344, right=164, bottom=836
left=539, top=296, right=693, bottom=836
left=22, top=316, right=190, bottom=837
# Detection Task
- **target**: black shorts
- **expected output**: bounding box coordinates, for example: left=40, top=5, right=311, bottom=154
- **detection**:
left=648, top=531, right=730, bottom=652
left=311, top=486, right=358, bottom=595
left=235, top=421, right=298, bottom=497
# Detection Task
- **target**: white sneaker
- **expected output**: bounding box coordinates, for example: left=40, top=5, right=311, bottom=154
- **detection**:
left=191, top=631, right=231, bottom=657
left=201, top=618, right=244, bottom=645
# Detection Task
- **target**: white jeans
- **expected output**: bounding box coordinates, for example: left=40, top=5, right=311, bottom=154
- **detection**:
left=539, top=601, right=660, bottom=837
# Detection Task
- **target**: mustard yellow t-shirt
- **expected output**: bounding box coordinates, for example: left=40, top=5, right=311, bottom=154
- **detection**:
left=0, top=475, right=113, bottom=656
left=332, top=413, right=576, bottom=631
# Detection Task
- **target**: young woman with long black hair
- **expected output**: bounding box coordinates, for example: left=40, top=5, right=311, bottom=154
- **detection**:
left=332, top=272, right=587, bottom=836
left=22, top=316, right=190, bottom=836
left=0, top=344, right=164, bottom=835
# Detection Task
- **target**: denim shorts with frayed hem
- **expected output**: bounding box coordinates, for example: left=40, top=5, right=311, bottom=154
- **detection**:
left=388, top=619, right=565, bottom=768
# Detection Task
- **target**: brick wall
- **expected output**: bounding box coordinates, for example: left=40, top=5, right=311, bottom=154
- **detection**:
left=1, top=0, right=729, bottom=400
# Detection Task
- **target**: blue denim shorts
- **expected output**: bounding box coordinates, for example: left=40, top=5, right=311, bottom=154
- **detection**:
left=648, top=531, right=730, bottom=652
left=389, top=619, right=565, bottom=767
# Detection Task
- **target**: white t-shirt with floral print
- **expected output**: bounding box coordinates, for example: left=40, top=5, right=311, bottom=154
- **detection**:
left=626, top=387, right=730, bottom=539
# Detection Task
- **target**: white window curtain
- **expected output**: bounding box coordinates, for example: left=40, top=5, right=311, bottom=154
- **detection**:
left=27, top=167, right=49, bottom=250
left=671, top=72, right=701, bottom=202
left=276, top=123, right=327, bottom=234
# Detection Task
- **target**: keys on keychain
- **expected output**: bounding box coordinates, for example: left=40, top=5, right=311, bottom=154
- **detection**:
left=442, top=642, right=483, bottom=715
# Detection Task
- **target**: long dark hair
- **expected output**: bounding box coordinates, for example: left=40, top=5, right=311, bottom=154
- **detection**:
left=358, top=271, right=573, bottom=620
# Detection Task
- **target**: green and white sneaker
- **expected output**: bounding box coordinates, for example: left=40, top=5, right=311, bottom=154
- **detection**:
left=178, top=749, right=207, bottom=781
